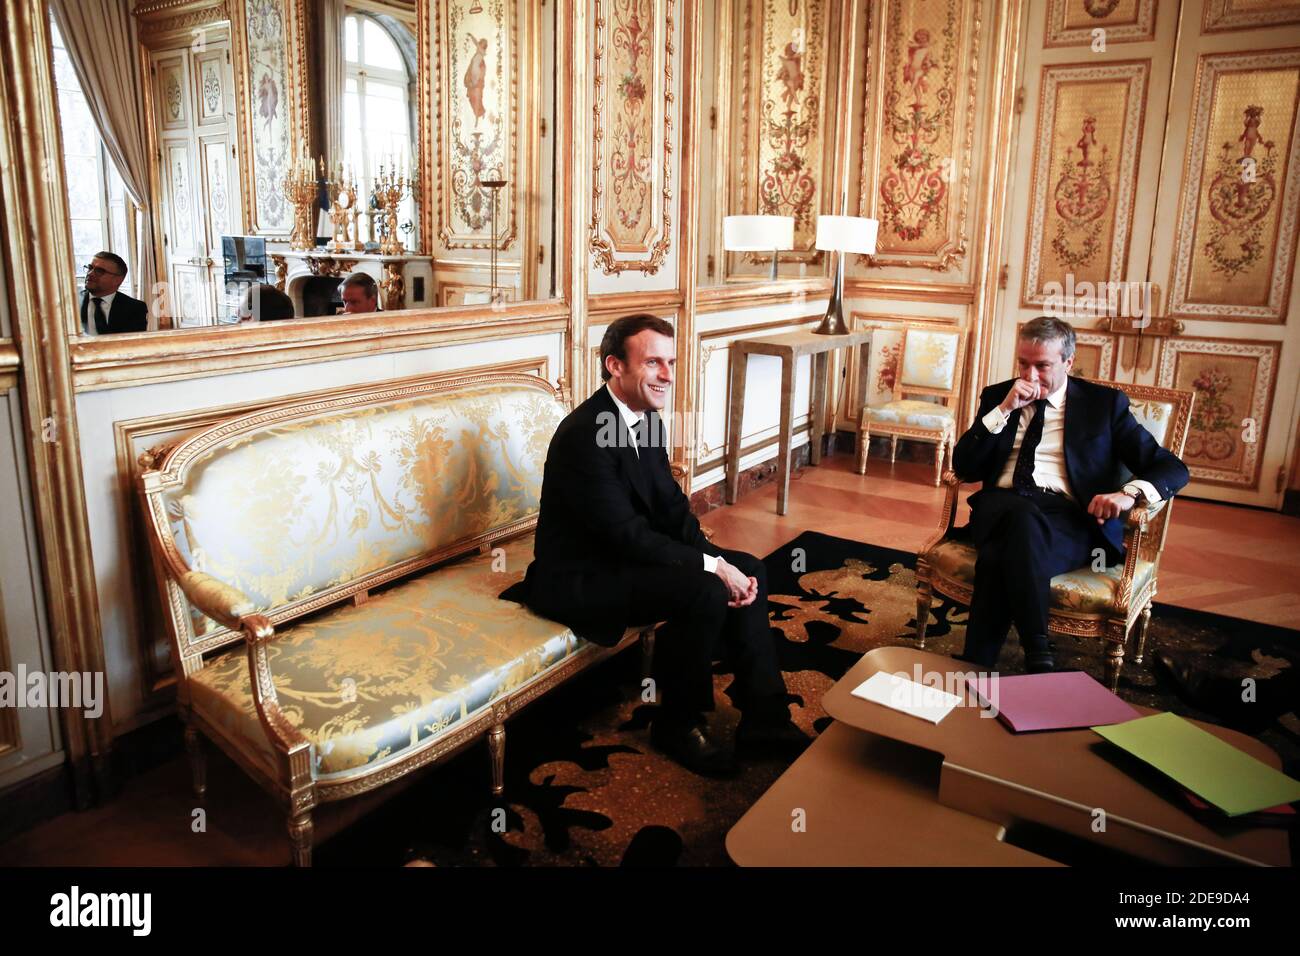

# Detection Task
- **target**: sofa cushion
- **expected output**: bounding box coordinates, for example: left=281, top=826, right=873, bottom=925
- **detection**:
left=189, top=533, right=584, bottom=777
left=925, top=537, right=1156, bottom=616
left=163, top=381, right=566, bottom=637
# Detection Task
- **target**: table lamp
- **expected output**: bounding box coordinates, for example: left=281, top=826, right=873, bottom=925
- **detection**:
left=813, top=215, right=878, bottom=335
left=723, top=215, right=795, bottom=280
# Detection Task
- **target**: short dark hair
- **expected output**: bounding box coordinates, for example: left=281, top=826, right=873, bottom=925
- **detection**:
left=599, top=313, right=674, bottom=382
left=93, top=251, right=128, bottom=276
left=243, top=283, right=295, bottom=322
left=341, top=272, right=378, bottom=299
left=1019, top=315, right=1076, bottom=361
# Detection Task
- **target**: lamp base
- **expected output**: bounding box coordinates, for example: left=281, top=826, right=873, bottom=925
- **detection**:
left=813, top=299, right=848, bottom=336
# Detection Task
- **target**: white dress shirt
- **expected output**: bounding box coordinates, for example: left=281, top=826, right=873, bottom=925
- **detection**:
left=606, top=384, right=719, bottom=573
left=82, top=290, right=117, bottom=337
left=981, top=380, right=1160, bottom=504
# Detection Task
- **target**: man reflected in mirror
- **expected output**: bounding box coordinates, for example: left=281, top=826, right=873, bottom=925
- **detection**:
left=80, top=252, right=147, bottom=335
left=340, top=272, right=380, bottom=314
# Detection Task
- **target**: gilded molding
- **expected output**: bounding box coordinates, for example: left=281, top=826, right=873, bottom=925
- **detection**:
left=1202, top=0, right=1300, bottom=33
left=844, top=277, right=975, bottom=304
left=697, top=277, right=831, bottom=313
left=0, top=0, right=113, bottom=802
left=70, top=301, right=569, bottom=390
left=136, top=3, right=229, bottom=43
left=1044, top=0, right=1157, bottom=48
left=589, top=0, right=676, bottom=275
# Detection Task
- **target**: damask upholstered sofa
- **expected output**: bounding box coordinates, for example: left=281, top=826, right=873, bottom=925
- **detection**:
left=138, top=371, right=652, bottom=865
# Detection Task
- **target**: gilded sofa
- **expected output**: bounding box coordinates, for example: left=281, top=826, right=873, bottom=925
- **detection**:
left=138, top=371, right=652, bottom=865
left=914, top=380, right=1194, bottom=691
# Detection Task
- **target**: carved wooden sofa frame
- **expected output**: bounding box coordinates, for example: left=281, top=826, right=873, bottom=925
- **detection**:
left=138, top=371, right=653, bottom=865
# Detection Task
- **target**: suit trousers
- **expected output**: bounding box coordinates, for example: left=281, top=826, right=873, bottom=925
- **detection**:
left=961, top=488, right=1096, bottom=668
left=595, top=548, right=787, bottom=727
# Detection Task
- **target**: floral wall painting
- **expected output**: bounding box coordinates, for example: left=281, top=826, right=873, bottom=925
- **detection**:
left=244, top=0, right=293, bottom=234
left=437, top=0, right=518, bottom=250
left=1021, top=61, right=1149, bottom=309
left=860, top=0, right=979, bottom=270
left=590, top=0, right=675, bottom=275
left=1044, top=0, right=1158, bottom=48
left=1167, top=51, right=1300, bottom=323
left=1202, top=0, right=1300, bottom=33
left=728, top=0, right=832, bottom=274
left=1158, top=338, right=1278, bottom=488
left=159, top=60, right=186, bottom=130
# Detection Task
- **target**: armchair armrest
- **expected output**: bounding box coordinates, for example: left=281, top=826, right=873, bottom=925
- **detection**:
left=1111, top=498, right=1168, bottom=617
left=176, top=570, right=307, bottom=755
left=919, top=471, right=970, bottom=555
left=1123, top=496, right=1168, bottom=530
left=176, top=570, right=260, bottom=632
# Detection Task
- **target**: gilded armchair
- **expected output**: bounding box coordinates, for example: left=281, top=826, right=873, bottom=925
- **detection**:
left=914, top=380, right=1194, bottom=691
left=857, top=326, right=967, bottom=486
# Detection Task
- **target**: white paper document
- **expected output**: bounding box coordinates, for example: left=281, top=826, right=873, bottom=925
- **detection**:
left=850, top=671, right=962, bottom=724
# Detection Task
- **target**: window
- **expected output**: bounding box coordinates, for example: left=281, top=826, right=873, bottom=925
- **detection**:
left=343, top=14, right=415, bottom=244
left=50, top=16, right=135, bottom=294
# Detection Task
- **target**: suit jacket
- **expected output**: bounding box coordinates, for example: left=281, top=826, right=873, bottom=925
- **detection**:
left=81, top=291, right=148, bottom=334
left=952, top=375, right=1189, bottom=562
left=501, top=386, right=721, bottom=645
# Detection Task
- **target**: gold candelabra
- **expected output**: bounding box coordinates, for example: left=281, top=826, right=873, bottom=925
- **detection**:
left=374, top=163, right=409, bottom=256
left=285, top=155, right=317, bottom=251
left=328, top=163, right=360, bottom=253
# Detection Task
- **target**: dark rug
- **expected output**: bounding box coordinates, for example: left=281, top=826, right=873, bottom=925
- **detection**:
left=317, top=531, right=1300, bottom=867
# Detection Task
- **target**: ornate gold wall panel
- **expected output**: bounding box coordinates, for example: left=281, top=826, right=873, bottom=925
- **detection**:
left=1021, top=60, right=1149, bottom=309
left=1203, top=0, right=1300, bottom=33
left=589, top=0, right=675, bottom=274
left=1157, top=336, right=1279, bottom=488
left=1166, top=50, right=1300, bottom=323
left=231, top=0, right=296, bottom=236
left=726, top=0, right=835, bottom=276
left=1044, top=0, right=1157, bottom=48
left=433, top=0, right=521, bottom=250
left=858, top=0, right=980, bottom=270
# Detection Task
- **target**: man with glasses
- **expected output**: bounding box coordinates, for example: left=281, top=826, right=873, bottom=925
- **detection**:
left=80, top=252, right=147, bottom=335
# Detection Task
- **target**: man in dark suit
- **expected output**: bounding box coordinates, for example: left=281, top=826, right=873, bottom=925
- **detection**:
left=951, top=316, right=1189, bottom=672
left=502, top=314, right=807, bottom=775
left=80, top=251, right=148, bottom=335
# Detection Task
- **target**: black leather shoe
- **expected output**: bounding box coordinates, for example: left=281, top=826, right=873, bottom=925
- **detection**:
left=735, top=717, right=812, bottom=758
left=650, top=721, right=737, bottom=777
left=1023, top=636, right=1056, bottom=674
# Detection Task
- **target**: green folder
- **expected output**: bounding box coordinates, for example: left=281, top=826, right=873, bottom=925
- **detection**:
left=1092, top=712, right=1300, bottom=817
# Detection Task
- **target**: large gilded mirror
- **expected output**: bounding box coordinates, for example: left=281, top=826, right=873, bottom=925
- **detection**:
left=49, top=0, right=559, bottom=335
left=696, top=0, right=840, bottom=288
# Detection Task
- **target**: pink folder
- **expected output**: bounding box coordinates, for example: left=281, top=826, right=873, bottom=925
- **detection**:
left=965, top=671, right=1139, bottom=733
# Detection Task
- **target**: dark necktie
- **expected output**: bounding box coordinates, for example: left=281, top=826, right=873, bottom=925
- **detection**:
left=1011, top=398, right=1049, bottom=495
left=633, top=415, right=659, bottom=481
left=92, top=297, right=109, bottom=335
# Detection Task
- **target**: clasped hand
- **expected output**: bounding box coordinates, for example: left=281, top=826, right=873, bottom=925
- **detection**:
left=714, top=558, right=758, bottom=607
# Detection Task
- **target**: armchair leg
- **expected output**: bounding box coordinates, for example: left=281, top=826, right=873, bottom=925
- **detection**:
left=1104, top=640, right=1126, bottom=694
left=889, top=434, right=898, bottom=464
left=915, top=582, right=933, bottom=649
left=287, top=810, right=313, bottom=868
left=184, top=722, right=206, bottom=800
left=857, top=423, right=870, bottom=475
left=932, top=442, right=942, bottom=487
left=1134, top=604, right=1153, bottom=665
left=488, top=723, right=506, bottom=797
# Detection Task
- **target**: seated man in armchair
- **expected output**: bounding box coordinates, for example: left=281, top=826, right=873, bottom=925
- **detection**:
left=502, top=314, right=807, bottom=776
left=950, top=316, right=1189, bottom=672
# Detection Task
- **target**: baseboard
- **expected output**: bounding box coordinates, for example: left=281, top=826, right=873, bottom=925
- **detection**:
left=690, top=444, right=813, bottom=515
left=0, top=765, right=73, bottom=846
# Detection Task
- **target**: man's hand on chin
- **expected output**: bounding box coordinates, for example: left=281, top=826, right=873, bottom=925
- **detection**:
left=1087, top=492, right=1136, bottom=525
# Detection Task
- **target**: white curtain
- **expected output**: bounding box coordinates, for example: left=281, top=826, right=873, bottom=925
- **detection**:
left=50, top=0, right=159, bottom=316
left=321, top=0, right=346, bottom=168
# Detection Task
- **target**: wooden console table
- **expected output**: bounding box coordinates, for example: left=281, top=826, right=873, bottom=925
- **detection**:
left=724, top=328, right=872, bottom=514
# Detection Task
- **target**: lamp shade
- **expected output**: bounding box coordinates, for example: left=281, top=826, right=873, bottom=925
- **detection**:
left=723, top=215, right=795, bottom=251
left=815, top=215, right=878, bottom=254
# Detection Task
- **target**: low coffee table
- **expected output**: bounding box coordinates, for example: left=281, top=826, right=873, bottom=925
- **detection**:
left=729, top=647, right=1291, bottom=866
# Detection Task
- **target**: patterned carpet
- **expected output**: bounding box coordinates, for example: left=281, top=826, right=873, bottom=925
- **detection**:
left=319, top=531, right=1300, bottom=867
